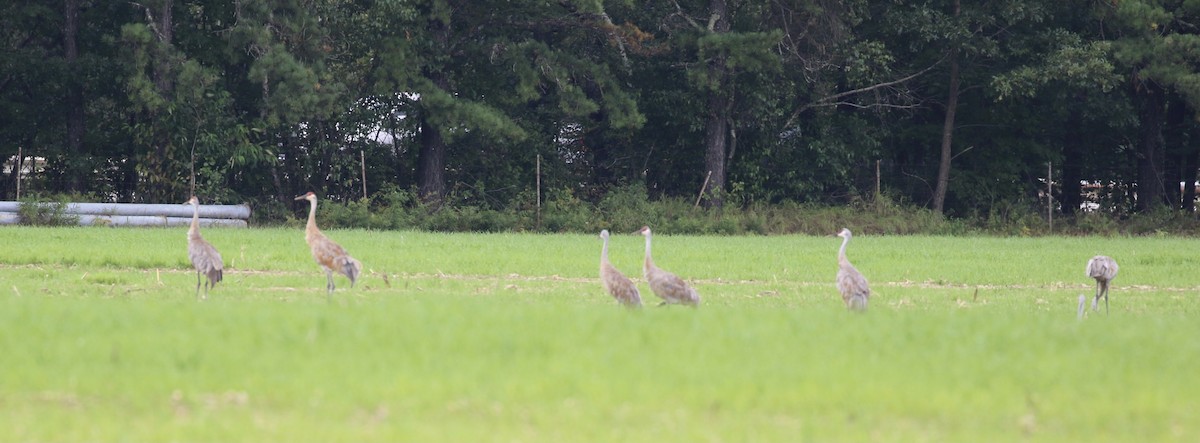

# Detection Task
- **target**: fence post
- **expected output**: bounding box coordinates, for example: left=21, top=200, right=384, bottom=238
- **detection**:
left=1047, top=161, right=1053, bottom=232
left=15, top=146, right=21, bottom=200
left=360, top=150, right=368, bottom=201
left=536, top=154, right=542, bottom=229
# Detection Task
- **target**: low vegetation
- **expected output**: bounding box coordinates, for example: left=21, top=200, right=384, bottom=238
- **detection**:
left=300, top=186, right=1200, bottom=236
left=1, top=227, right=1197, bottom=442
left=19, top=187, right=1200, bottom=236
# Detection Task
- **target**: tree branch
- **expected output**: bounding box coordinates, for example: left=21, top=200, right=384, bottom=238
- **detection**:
left=128, top=1, right=166, bottom=42
left=669, top=0, right=704, bottom=31
left=785, top=55, right=946, bottom=128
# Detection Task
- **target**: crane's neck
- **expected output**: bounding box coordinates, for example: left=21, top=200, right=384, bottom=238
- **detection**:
left=643, top=233, right=654, bottom=268
left=305, top=197, right=319, bottom=233
left=188, top=201, right=201, bottom=239
left=838, top=234, right=850, bottom=266
left=601, top=236, right=610, bottom=263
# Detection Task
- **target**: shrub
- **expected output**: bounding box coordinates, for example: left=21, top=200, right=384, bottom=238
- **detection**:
left=17, top=195, right=80, bottom=226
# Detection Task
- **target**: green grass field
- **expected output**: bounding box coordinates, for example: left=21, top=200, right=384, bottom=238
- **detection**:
left=1, top=226, right=1198, bottom=442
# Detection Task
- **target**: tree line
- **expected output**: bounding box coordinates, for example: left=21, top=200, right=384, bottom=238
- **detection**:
left=2, top=0, right=1199, bottom=220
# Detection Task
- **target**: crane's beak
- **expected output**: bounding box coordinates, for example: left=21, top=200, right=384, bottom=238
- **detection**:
left=294, top=195, right=306, bottom=201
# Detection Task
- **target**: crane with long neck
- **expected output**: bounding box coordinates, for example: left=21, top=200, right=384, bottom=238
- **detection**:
left=600, top=229, right=642, bottom=308
left=836, top=228, right=870, bottom=311
left=636, top=226, right=700, bottom=306
left=295, top=192, right=362, bottom=299
left=185, top=196, right=223, bottom=300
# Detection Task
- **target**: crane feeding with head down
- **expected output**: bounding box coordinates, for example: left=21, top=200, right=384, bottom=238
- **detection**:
left=185, top=196, right=223, bottom=300
left=295, top=192, right=362, bottom=299
left=599, top=229, right=642, bottom=308
left=836, top=228, right=870, bottom=311
left=1086, top=255, right=1118, bottom=314
left=636, top=226, right=700, bottom=307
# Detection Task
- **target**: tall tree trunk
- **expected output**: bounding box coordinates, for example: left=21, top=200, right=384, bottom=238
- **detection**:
left=1164, top=96, right=1188, bottom=209
left=152, top=0, right=173, bottom=95
left=1135, top=81, right=1166, bottom=212
left=142, top=0, right=175, bottom=202
left=417, top=110, right=447, bottom=203
left=932, top=0, right=960, bottom=215
left=701, top=0, right=731, bottom=208
left=417, top=14, right=450, bottom=204
left=582, top=80, right=615, bottom=192
left=64, top=0, right=84, bottom=193
left=1060, top=93, right=1085, bottom=215
left=932, top=51, right=960, bottom=214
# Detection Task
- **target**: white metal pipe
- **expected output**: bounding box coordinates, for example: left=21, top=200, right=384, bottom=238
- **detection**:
left=0, top=201, right=251, bottom=219
left=0, top=212, right=247, bottom=228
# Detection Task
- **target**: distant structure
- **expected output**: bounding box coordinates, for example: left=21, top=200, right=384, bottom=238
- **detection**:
left=836, top=228, right=870, bottom=311
left=636, top=226, right=700, bottom=306
left=295, top=192, right=362, bottom=299
left=599, top=229, right=642, bottom=308
left=185, top=196, right=223, bottom=300
left=1086, top=255, right=1119, bottom=314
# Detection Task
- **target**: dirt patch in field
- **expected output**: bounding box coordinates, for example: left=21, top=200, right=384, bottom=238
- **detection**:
left=3, top=263, right=1195, bottom=292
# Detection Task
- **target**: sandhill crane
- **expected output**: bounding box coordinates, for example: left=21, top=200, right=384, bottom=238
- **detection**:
left=636, top=226, right=700, bottom=306
left=599, top=229, right=642, bottom=308
left=836, top=228, right=870, bottom=311
left=1086, top=255, right=1118, bottom=314
left=185, top=196, right=223, bottom=300
left=295, top=192, right=362, bottom=299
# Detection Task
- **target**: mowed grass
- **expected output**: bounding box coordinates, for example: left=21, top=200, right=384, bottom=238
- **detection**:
left=1, top=226, right=1198, bottom=442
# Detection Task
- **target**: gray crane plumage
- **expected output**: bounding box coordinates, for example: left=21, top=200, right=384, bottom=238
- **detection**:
left=296, top=192, right=362, bottom=300
left=185, top=196, right=223, bottom=300
left=599, top=229, right=642, bottom=308
left=1086, top=255, right=1118, bottom=314
left=637, top=226, right=700, bottom=306
left=836, top=228, right=869, bottom=311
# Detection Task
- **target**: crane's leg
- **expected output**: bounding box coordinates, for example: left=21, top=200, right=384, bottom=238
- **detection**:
left=1102, top=281, right=1109, bottom=315
left=1092, top=281, right=1101, bottom=311
left=325, top=269, right=335, bottom=302
left=195, top=271, right=202, bottom=300
left=1077, top=294, right=1086, bottom=320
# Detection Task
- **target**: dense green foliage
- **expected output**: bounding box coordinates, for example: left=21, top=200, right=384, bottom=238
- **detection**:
left=4, top=0, right=1200, bottom=222
left=1, top=227, right=1199, bottom=441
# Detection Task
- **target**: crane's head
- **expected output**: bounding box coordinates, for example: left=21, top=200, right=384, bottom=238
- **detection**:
left=599, top=229, right=611, bottom=240
left=294, top=192, right=316, bottom=202
left=183, top=195, right=199, bottom=206
left=837, top=228, right=852, bottom=239
left=636, top=226, right=651, bottom=237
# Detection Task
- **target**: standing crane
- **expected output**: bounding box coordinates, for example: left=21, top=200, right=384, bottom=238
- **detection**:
left=1086, top=255, right=1118, bottom=314
left=836, top=228, right=870, bottom=311
left=599, top=229, right=642, bottom=308
left=295, top=192, right=362, bottom=299
left=636, top=226, right=700, bottom=306
left=185, top=196, right=223, bottom=300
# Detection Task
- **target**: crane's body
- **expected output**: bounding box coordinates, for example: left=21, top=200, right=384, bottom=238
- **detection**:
left=1086, top=255, right=1118, bottom=314
left=185, top=196, right=223, bottom=300
left=599, top=229, right=642, bottom=308
left=637, top=226, right=700, bottom=307
left=836, top=228, right=870, bottom=311
left=296, top=192, right=362, bottom=299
